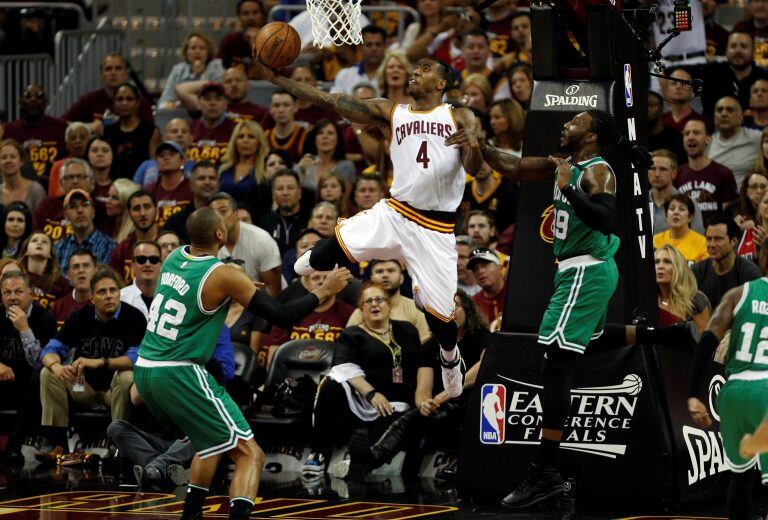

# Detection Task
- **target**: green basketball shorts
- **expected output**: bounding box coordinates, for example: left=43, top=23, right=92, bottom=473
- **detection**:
left=134, top=363, right=253, bottom=459
left=538, top=256, right=619, bottom=353
left=717, top=377, right=768, bottom=480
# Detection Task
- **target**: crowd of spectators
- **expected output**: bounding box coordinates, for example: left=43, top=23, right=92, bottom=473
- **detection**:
left=2, top=0, right=768, bottom=485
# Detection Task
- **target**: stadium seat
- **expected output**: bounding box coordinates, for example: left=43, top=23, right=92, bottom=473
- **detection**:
left=249, top=339, right=335, bottom=439
left=232, top=342, right=257, bottom=382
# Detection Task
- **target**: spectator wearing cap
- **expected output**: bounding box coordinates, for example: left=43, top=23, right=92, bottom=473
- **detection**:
left=647, top=91, right=686, bottom=165
left=146, top=141, right=194, bottom=229
left=469, top=247, right=507, bottom=324
left=463, top=210, right=509, bottom=276
left=209, top=192, right=283, bottom=297
left=159, top=32, right=224, bottom=111
left=456, top=235, right=481, bottom=297
left=103, top=83, right=161, bottom=180
left=34, top=158, right=96, bottom=246
left=120, top=240, right=162, bottom=317
left=189, top=82, right=237, bottom=166
left=222, top=66, right=270, bottom=126
left=163, top=161, right=219, bottom=244
left=55, top=189, right=116, bottom=272
left=133, top=119, right=196, bottom=189
left=109, top=191, right=159, bottom=285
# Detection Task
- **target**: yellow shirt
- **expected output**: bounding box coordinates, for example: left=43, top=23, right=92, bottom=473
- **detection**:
left=653, top=229, right=709, bottom=263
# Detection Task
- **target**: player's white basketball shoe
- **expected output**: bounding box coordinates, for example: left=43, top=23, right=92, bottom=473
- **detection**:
left=294, top=249, right=316, bottom=276
left=440, top=347, right=463, bottom=398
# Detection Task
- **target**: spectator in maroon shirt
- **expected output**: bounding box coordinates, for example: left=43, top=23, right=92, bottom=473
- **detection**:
left=5, top=84, right=67, bottom=182
left=86, top=137, right=116, bottom=233
left=18, top=232, right=70, bottom=311
left=217, top=0, right=266, bottom=79
left=223, top=66, right=269, bottom=126
left=676, top=119, right=738, bottom=226
left=147, top=142, right=194, bottom=228
left=63, top=53, right=153, bottom=135
left=262, top=64, right=341, bottom=129
left=468, top=247, right=506, bottom=325
left=109, top=190, right=159, bottom=284
left=51, top=249, right=95, bottom=329
left=662, top=68, right=707, bottom=133
left=34, top=158, right=95, bottom=245
left=189, top=82, right=237, bottom=165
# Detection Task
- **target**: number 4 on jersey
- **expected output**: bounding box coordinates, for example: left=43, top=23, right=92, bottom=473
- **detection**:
left=416, top=141, right=430, bottom=169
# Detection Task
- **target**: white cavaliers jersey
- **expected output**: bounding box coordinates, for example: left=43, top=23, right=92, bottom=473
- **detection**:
left=389, top=103, right=466, bottom=212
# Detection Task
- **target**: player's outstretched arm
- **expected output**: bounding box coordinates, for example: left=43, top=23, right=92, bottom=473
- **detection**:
left=444, top=128, right=553, bottom=181
left=686, top=285, right=741, bottom=427
left=260, top=65, right=393, bottom=127
left=209, top=265, right=352, bottom=329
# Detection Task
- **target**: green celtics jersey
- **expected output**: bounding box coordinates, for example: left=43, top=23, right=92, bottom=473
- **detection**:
left=726, top=279, right=768, bottom=378
left=139, top=246, right=230, bottom=364
left=552, top=156, right=620, bottom=260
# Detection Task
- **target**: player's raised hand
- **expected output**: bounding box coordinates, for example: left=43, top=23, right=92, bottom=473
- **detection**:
left=687, top=397, right=712, bottom=428
left=252, top=60, right=279, bottom=83
left=551, top=156, right=572, bottom=190
left=445, top=129, right=482, bottom=149
left=320, top=267, right=352, bottom=296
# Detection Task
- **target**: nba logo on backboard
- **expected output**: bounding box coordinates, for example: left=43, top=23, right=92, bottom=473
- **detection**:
left=480, top=384, right=506, bottom=444
left=624, top=64, right=633, bottom=108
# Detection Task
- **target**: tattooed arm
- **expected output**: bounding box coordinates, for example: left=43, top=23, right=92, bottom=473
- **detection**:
left=451, top=107, right=483, bottom=177
left=266, top=70, right=393, bottom=127
left=485, top=144, right=555, bottom=181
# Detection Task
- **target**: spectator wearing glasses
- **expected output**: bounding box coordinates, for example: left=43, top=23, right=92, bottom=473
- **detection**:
left=157, top=230, right=182, bottom=261
left=51, top=250, right=96, bottom=329
left=5, top=84, right=67, bottom=181
left=120, top=240, right=162, bottom=317
left=109, top=191, right=159, bottom=284
left=302, top=281, right=421, bottom=476
left=56, top=189, right=116, bottom=272
left=34, top=157, right=96, bottom=246
left=661, top=69, right=707, bottom=133
left=209, top=191, right=282, bottom=297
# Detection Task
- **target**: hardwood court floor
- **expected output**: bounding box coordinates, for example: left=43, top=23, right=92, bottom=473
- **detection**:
left=0, top=462, right=749, bottom=519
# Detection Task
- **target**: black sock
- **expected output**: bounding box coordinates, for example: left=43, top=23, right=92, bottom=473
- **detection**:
left=181, top=484, right=208, bottom=520
left=425, top=313, right=458, bottom=352
left=537, top=438, right=560, bottom=469
left=229, top=497, right=254, bottom=520
left=309, top=237, right=351, bottom=271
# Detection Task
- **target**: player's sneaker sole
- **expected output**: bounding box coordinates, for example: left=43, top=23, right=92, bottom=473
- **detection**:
left=502, top=480, right=572, bottom=509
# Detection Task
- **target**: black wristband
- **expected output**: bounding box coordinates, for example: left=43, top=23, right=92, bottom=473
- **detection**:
left=365, top=390, right=377, bottom=402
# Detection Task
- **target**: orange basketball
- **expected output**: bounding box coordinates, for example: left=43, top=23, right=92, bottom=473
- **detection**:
left=252, top=21, right=301, bottom=69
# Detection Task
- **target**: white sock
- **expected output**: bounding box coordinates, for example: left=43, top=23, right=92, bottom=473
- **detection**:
left=441, top=346, right=458, bottom=363
left=294, top=249, right=316, bottom=276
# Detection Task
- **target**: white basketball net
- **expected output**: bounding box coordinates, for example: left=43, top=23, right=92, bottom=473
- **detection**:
left=306, top=0, right=363, bottom=47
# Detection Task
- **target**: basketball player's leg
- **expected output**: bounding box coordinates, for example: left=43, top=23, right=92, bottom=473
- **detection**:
left=227, top=438, right=266, bottom=520
left=718, top=380, right=766, bottom=520
left=401, top=224, right=463, bottom=396
left=296, top=202, right=401, bottom=275
left=183, top=452, right=222, bottom=520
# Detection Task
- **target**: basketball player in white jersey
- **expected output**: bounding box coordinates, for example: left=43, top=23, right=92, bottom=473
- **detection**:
left=258, top=58, right=483, bottom=398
